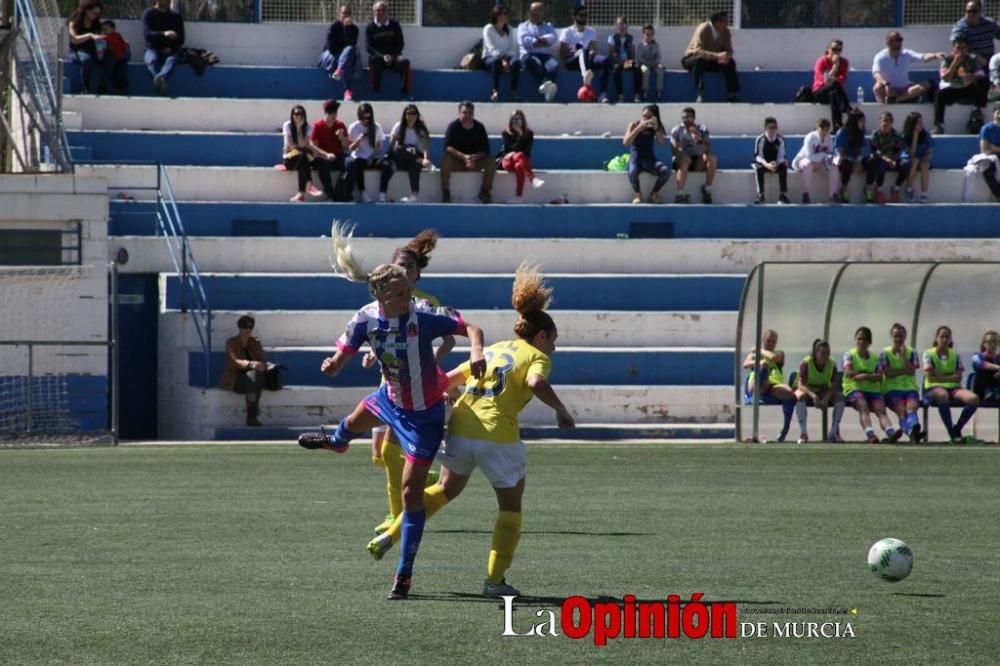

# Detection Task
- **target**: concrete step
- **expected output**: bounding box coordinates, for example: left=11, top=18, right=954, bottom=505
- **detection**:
left=81, top=163, right=1000, bottom=204
left=160, top=309, right=737, bottom=349
left=160, top=272, right=745, bottom=312
left=187, top=347, right=736, bottom=387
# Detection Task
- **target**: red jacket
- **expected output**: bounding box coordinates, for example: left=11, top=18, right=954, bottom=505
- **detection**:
left=104, top=32, right=129, bottom=62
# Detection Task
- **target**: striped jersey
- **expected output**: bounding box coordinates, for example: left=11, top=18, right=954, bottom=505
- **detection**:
left=337, top=300, right=467, bottom=411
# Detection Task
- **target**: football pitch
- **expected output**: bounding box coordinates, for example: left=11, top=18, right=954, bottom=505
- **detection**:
left=2, top=442, right=999, bottom=665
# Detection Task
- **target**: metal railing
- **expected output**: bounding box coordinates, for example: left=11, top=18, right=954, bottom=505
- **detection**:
left=1, top=0, right=71, bottom=172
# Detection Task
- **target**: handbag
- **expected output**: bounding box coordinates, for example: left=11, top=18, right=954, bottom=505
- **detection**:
left=264, top=362, right=286, bottom=391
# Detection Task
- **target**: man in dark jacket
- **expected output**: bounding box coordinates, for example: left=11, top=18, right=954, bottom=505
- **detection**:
left=365, top=1, right=411, bottom=96
left=319, top=4, right=360, bottom=101
left=141, top=0, right=184, bottom=95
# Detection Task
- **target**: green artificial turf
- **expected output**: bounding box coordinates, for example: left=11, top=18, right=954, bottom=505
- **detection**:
left=2, top=442, right=998, bottom=665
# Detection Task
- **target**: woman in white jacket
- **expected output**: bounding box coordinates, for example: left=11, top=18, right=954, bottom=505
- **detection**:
left=793, top=118, right=839, bottom=204
left=483, top=5, right=522, bottom=102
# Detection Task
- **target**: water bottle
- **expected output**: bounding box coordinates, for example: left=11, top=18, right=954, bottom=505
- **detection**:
left=94, top=37, right=107, bottom=60
left=856, top=85, right=864, bottom=105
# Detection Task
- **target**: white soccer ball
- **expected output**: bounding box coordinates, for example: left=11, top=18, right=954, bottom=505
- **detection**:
left=867, top=538, right=913, bottom=582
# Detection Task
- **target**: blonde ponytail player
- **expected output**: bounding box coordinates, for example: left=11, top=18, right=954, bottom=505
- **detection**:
left=367, top=262, right=575, bottom=598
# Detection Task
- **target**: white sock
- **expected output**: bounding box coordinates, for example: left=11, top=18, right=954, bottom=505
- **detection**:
left=831, top=402, right=845, bottom=431
left=795, top=401, right=808, bottom=432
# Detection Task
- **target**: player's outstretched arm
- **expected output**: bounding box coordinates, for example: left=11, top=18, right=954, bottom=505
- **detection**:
left=464, top=324, right=486, bottom=378
left=321, top=349, right=353, bottom=377
left=527, top=374, right=575, bottom=429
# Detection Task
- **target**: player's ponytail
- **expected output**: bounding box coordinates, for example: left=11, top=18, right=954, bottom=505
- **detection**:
left=512, top=261, right=555, bottom=340
left=393, top=229, right=439, bottom=271
left=330, top=221, right=407, bottom=298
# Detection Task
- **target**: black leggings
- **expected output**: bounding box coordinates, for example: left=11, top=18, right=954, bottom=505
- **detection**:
left=754, top=163, right=788, bottom=194
left=284, top=154, right=311, bottom=192
left=812, top=81, right=849, bottom=128
left=391, top=146, right=423, bottom=192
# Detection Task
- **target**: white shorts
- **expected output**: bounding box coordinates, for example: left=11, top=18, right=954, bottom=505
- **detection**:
left=438, top=435, right=525, bottom=488
left=372, top=425, right=388, bottom=434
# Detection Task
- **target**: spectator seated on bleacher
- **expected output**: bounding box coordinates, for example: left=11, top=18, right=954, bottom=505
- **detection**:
left=752, top=117, right=790, bottom=205
left=441, top=101, right=494, bottom=204
left=311, top=99, right=353, bottom=201
left=811, top=39, right=850, bottom=130
left=319, top=4, right=360, bottom=102
left=483, top=4, right=522, bottom=103
left=866, top=111, right=911, bottom=204
left=559, top=4, right=608, bottom=103
left=971, top=329, right=1000, bottom=403
left=623, top=104, right=670, bottom=204
left=682, top=10, right=740, bottom=104
left=500, top=109, right=544, bottom=204
left=951, top=0, right=1000, bottom=100
left=793, top=118, right=838, bottom=204
left=636, top=24, right=664, bottom=103
left=283, top=105, right=322, bottom=203
left=142, top=0, right=184, bottom=96
left=833, top=108, right=871, bottom=203
left=901, top=111, right=935, bottom=203
left=972, top=102, right=1000, bottom=200
left=607, top=16, right=641, bottom=104
left=518, top=2, right=559, bottom=103
left=670, top=106, right=717, bottom=204
left=871, top=30, right=943, bottom=105
left=922, top=325, right=980, bottom=443
left=220, top=315, right=266, bottom=427
left=989, top=52, right=1000, bottom=100
left=100, top=20, right=130, bottom=94
left=346, top=102, right=393, bottom=203
left=366, top=1, right=411, bottom=98
left=933, top=33, right=987, bottom=134
left=67, top=0, right=113, bottom=94
left=388, top=104, right=433, bottom=203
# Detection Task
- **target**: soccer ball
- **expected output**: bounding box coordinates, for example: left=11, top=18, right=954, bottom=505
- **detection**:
left=867, top=538, right=913, bottom=582
left=577, top=85, right=596, bottom=103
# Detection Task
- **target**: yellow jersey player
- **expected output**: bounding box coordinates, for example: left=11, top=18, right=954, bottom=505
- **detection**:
left=367, top=262, right=575, bottom=598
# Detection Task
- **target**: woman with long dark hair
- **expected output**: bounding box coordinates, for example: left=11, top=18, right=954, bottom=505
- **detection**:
left=347, top=102, right=393, bottom=203
left=67, top=0, right=112, bottom=93
left=482, top=4, right=521, bottom=103
left=388, top=104, right=432, bottom=203
left=811, top=39, right=850, bottom=130
left=623, top=104, right=670, bottom=204
left=282, top=104, right=319, bottom=202
left=500, top=109, right=544, bottom=203
left=832, top=108, right=870, bottom=203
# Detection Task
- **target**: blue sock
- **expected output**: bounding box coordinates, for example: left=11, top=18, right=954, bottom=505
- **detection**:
left=333, top=418, right=364, bottom=446
left=902, top=412, right=916, bottom=434
left=396, top=509, right=426, bottom=578
left=937, top=405, right=954, bottom=432
left=780, top=400, right=795, bottom=435
left=955, top=405, right=977, bottom=432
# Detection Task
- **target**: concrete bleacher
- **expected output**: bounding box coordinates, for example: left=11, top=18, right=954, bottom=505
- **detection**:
left=73, top=21, right=1000, bottom=441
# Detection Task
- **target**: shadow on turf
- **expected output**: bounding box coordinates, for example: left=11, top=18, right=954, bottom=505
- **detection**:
left=891, top=592, right=945, bottom=598
left=410, top=592, right=785, bottom=606
left=432, top=529, right=652, bottom=537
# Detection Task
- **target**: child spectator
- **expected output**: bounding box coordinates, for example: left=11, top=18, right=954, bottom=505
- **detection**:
left=793, top=118, right=838, bottom=204
left=283, top=105, right=321, bottom=203
left=901, top=111, right=934, bottom=203
left=483, top=5, right=521, bottom=103
left=623, top=105, right=670, bottom=204
left=311, top=99, right=352, bottom=201
left=518, top=2, right=559, bottom=102
left=500, top=109, right=544, bottom=203
left=752, top=116, right=790, bottom=204
left=366, top=1, right=411, bottom=98
left=636, top=24, right=664, bottom=103
left=812, top=39, right=849, bottom=129
left=833, top=108, right=870, bottom=203
left=978, top=102, right=1000, bottom=200
left=347, top=102, right=393, bottom=203
left=933, top=34, right=987, bottom=134
left=607, top=16, right=641, bottom=103
left=670, top=107, right=716, bottom=203
left=319, top=5, right=359, bottom=102
left=388, top=104, right=432, bottom=203
left=100, top=20, right=130, bottom=93
left=559, top=4, right=608, bottom=103
left=866, top=111, right=911, bottom=204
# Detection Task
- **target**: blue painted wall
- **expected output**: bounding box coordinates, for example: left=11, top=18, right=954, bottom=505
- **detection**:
left=112, top=201, right=1000, bottom=240
left=165, top=274, right=744, bottom=311
left=190, top=349, right=734, bottom=388
left=0, top=375, right=108, bottom=431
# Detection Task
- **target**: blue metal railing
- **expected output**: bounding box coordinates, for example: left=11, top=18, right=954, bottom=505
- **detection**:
left=12, top=0, right=72, bottom=172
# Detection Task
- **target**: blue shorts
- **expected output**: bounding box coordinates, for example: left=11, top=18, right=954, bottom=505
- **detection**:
left=926, top=386, right=963, bottom=399
left=846, top=390, right=885, bottom=408
left=884, top=390, right=919, bottom=407
left=363, top=384, right=444, bottom=466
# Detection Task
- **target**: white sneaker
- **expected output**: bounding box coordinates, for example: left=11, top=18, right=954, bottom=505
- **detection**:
left=537, top=82, right=548, bottom=96
left=400, top=193, right=419, bottom=203
left=361, top=192, right=373, bottom=203
left=598, top=93, right=609, bottom=104
left=583, top=69, right=593, bottom=88
left=378, top=192, right=387, bottom=203
left=531, top=177, right=545, bottom=190
left=544, top=81, right=558, bottom=103
left=483, top=578, right=521, bottom=598
left=506, top=195, right=523, bottom=204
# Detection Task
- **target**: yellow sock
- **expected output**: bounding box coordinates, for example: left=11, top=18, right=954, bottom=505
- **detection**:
left=487, top=511, right=522, bottom=584
left=386, top=483, right=450, bottom=544
left=381, top=438, right=405, bottom=518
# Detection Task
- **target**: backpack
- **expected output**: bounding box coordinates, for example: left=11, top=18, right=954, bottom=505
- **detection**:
left=794, top=85, right=814, bottom=103
left=331, top=174, right=353, bottom=202
left=459, top=39, right=484, bottom=70
left=605, top=153, right=630, bottom=171
left=968, top=108, right=985, bottom=135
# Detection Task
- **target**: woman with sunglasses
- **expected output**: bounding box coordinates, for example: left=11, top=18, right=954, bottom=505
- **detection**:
left=811, top=39, right=850, bottom=130
left=347, top=102, right=393, bottom=203
left=388, top=104, right=432, bottom=203
left=219, top=315, right=267, bottom=427
left=482, top=4, right=521, bottom=103
left=283, top=105, right=321, bottom=202
left=500, top=109, right=544, bottom=203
